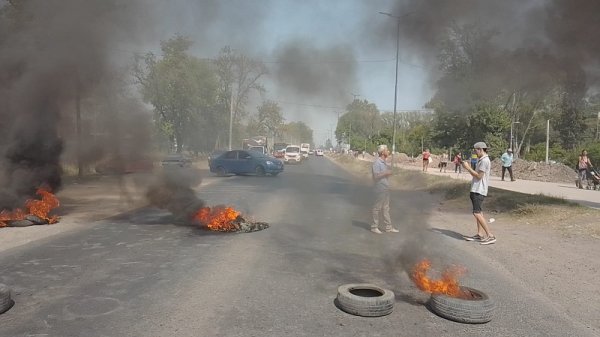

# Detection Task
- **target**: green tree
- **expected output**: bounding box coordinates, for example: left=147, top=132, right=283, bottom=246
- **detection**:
left=213, top=46, right=267, bottom=148
left=255, top=100, right=284, bottom=137
left=281, top=121, right=313, bottom=145
left=134, top=35, right=218, bottom=153
left=335, top=99, right=380, bottom=151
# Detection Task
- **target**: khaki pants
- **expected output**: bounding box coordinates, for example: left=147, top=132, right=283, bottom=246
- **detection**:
left=372, top=189, right=392, bottom=230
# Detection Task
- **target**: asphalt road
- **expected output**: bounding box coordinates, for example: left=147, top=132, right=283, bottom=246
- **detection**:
left=0, top=156, right=595, bottom=337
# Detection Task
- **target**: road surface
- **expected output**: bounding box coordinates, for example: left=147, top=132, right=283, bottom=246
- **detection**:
left=0, top=157, right=597, bottom=336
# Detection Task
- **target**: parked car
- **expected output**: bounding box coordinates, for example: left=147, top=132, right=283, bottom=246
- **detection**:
left=273, top=142, right=288, bottom=158
left=161, top=154, right=193, bottom=168
left=315, top=149, right=324, bottom=156
left=209, top=150, right=283, bottom=176
left=273, top=149, right=285, bottom=159
left=284, top=145, right=302, bottom=164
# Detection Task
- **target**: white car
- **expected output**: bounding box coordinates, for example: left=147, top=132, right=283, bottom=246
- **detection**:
left=284, top=145, right=302, bottom=164
left=315, top=149, right=324, bottom=156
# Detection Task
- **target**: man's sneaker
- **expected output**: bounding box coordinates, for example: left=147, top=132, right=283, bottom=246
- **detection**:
left=464, top=234, right=482, bottom=241
left=480, top=236, right=497, bottom=245
left=371, top=228, right=383, bottom=234
left=385, top=228, right=399, bottom=233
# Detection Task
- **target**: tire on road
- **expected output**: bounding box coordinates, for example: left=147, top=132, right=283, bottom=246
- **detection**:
left=255, top=165, right=266, bottom=176
left=336, top=283, right=395, bottom=317
left=427, top=286, right=495, bottom=324
left=216, top=166, right=227, bottom=177
left=0, top=284, right=14, bottom=315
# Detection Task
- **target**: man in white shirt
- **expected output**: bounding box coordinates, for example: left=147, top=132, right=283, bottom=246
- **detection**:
left=461, top=142, right=496, bottom=245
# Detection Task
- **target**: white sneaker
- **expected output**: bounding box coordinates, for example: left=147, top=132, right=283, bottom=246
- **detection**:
left=371, top=228, right=383, bottom=234
left=385, top=228, right=399, bottom=233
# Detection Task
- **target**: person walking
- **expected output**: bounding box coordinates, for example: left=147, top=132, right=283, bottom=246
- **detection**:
left=462, top=142, right=496, bottom=245
left=500, top=148, right=515, bottom=181
left=577, top=149, right=593, bottom=189
left=371, top=144, right=399, bottom=234
left=453, top=152, right=462, bottom=173
left=422, top=148, right=431, bottom=172
left=440, top=151, right=449, bottom=173
left=470, top=151, right=478, bottom=170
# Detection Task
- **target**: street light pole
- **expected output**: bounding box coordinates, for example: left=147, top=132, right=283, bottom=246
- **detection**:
left=379, top=11, right=412, bottom=168
left=228, top=86, right=234, bottom=151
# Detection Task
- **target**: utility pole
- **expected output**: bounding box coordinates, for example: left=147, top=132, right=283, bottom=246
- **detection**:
left=545, top=119, right=550, bottom=164
left=75, top=74, right=82, bottom=178
left=228, top=86, right=234, bottom=150
left=378, top=11, right=412, bottom=168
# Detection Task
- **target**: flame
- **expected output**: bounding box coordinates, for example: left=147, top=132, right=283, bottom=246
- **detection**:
left=0, top=187, right=60, bottom=227
left=410, top=259, right=466, bottom=297
left=193, top=206, right=240, bottom=232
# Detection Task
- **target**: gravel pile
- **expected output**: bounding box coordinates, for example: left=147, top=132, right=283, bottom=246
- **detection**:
left=391, top=153, right=578, bottom=184
left=489, top=158, right=578, bottom=184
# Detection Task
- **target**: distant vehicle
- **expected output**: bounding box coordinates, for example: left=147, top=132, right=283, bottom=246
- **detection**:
left=95, top=155, right=154, bottom=174
left=248, top=146, right=267, bottom=155
left=284, top=145, right=302, bottom=164
left=161, top=154, right=193, bottom=168
left=243, top=136, right=268, bottom=155
left=308, top=150, right=314, bottom=155
left=300, top=143, right=310, bottom=159
left=209, top=150, right=283, bottom=176
left=273, top=142, right=288, bottom=158
left=315, top=149, right=324, bottom=156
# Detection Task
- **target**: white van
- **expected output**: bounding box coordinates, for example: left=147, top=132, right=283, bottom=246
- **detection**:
left=300, top=143, right=310, bottom=159
left=284, top=145, right=302, bottom=164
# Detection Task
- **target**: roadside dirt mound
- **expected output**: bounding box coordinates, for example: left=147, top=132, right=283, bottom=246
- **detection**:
left=490, top=158, right=578, bottom=183
left=388, top=153, right=578, bottom=184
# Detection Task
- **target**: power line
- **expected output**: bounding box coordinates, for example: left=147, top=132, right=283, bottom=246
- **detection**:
left=272, top=100, right=344, bottom=109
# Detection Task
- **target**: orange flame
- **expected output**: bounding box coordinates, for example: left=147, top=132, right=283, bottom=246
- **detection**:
left=0, top=187, right=60, bottom=227
left=193, top=206, right=240, bottom=232
left=411, top=259, right=466, bottom=297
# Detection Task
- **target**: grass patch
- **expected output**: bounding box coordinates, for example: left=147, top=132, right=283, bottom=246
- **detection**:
left=330, top=154, right=583, bottom=216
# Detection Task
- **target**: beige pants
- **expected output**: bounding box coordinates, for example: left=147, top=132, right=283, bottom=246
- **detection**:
left=372, top=189, right=392, bottom=230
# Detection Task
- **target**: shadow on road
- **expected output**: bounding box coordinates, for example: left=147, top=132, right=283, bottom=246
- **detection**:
left=429, top=227, right=466, bottom=241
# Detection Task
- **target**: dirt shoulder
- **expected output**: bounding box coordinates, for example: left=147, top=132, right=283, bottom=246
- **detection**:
left=329, top=153, right=600, bottom=334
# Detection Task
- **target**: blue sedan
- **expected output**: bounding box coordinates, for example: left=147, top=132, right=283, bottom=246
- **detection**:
left=209, top=150, right=284, bottom=177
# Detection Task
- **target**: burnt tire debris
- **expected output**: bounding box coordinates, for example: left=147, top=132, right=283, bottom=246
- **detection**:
left=0, top=284, right=14, bottom=315
left=428, top=286, right=495, bottom=324
left=7, top=215, right=49, bottom=227
left=336, top=283, right=395, bottom=317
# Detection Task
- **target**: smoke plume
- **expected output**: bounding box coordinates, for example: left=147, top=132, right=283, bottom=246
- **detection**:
left=0, top=0, right=147, bottom=209
left=376, top=0, right=600, bottom=97
left=271, top=39, right=358, bottom=106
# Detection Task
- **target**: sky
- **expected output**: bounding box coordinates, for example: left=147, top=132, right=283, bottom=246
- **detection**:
left=124, top=0, right=433, bottom=146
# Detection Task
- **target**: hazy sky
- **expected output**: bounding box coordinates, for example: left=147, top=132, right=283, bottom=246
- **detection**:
left=129, top=0, right=432, bottom=146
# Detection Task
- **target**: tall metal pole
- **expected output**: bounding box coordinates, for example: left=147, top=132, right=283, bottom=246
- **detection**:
left=545, top=119, right=550, bottom=164
left=391, top=19, right=400, bottom=168
left=228, top=87, right=234, bottom=150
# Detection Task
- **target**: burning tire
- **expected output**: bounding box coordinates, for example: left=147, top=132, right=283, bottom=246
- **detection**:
left=428, top=286, right=495, bottom=324
left=336, top=283, right=395, bottom=317
left=0, top=284, right=14, bottom=315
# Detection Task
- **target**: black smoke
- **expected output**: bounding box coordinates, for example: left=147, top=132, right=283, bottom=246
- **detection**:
left=375, top=0, right=600, bottom=98
left=0, top=0, right=147, bottom=209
